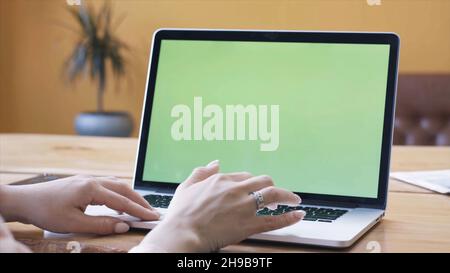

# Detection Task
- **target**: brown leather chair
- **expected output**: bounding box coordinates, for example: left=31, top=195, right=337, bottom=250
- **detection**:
left=394, top=74, right=450, bottom=146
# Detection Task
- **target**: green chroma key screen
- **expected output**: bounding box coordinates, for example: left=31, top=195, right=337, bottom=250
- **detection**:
left=143, top=40, right=390, bottom=198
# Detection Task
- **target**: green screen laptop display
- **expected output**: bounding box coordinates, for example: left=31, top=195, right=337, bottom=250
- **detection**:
left=142, top=40, right=390, bottom=198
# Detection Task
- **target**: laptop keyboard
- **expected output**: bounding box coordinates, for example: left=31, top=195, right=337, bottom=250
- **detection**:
left=144, top=194, right=172, bottom=209
left=257, top=205, right=348, bottom=222
left=143, top=194, right=348, bottom=222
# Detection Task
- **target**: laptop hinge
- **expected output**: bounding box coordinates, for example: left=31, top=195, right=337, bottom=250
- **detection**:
left=135, top=185, right=176, bottom=194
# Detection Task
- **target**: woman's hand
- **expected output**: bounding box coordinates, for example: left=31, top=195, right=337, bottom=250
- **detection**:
left=0, top=175, right=159, bottom=235
left=131, top=160, right=305, bottom=252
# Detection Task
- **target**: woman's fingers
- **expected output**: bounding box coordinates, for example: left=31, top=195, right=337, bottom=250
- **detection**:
left=239, top=176, right=301, bottom=208
left=95, top=177, right=155, bottom=211
left=258, top=186, right=301, bottom=207
left=183, top=160, right=220, bottom=186
left=239, top=175, right=275, bottom=192
left=70, top=213, right=130, bottom=235
left=91, top=186, right=159, bottom=221
left=222, top=172, right=253, bottom=182
left=245, top=186, right=304, bottom=234
left=249, top=211, right=305, bottom=235
left=183, top=162, right=252, bottom=189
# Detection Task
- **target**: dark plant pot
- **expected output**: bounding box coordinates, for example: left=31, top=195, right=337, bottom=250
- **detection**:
left=75, top=112, right=133, bottom=137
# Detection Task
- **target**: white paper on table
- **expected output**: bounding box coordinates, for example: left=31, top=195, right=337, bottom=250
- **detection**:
left=390, top=169, right=450, bottom=194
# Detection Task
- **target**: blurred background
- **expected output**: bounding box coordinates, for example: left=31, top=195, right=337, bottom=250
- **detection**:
left=0, top=0, right=449, bottom=144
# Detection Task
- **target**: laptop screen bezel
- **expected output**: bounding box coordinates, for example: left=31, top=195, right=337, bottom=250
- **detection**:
left=134, top=29, right=399, bottom=210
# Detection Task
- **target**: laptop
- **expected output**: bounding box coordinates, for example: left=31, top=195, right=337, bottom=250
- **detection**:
left=92, top=29, right=400, bottom=248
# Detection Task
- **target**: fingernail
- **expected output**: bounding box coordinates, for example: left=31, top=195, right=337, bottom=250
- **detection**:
left=114, top=222, right=130, bottom=234
left=293, top=210, right=306, bottom=219
left=150, top=209, right=160, bottom=218
left=207, top=160, right=219, bottom=167
left=296, top=195, right=302, bottom=203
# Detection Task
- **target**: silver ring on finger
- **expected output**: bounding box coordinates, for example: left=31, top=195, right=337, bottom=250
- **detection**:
left=249, top=191, right=265, bottom=210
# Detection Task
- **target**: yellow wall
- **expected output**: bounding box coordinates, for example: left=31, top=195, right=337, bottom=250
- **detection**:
left=1, top=0, right=449, bottom=136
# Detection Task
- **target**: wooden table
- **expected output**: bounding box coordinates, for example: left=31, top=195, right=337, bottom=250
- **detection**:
left=1, top=133, right=449, bottom=253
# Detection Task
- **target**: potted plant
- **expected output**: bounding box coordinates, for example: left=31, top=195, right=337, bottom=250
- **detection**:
left=65, top=2, right=133, bottom=137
